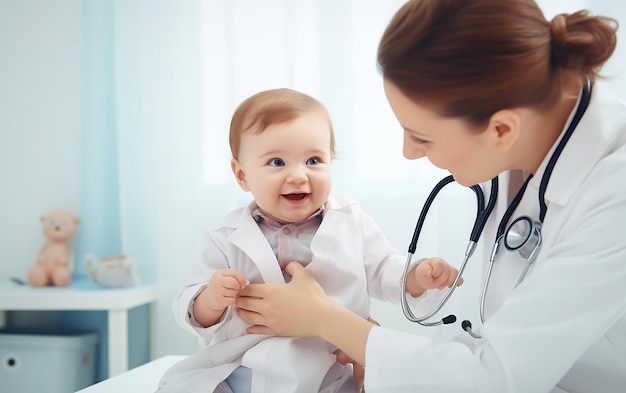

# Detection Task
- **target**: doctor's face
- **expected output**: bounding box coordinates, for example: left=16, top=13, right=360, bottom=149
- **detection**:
left=383, top=79, right=495, bottom=187
left=231, top=109, right=333, bottom=224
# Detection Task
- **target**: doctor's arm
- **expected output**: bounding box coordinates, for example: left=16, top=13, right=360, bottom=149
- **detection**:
left=234, top=258, right=462, bottom=365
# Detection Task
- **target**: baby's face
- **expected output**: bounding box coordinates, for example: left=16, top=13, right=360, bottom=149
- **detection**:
left=232, top=110, right=333, bottom=224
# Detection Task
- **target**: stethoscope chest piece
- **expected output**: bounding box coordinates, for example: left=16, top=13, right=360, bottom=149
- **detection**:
left=504, top=216, right=542, bottom=259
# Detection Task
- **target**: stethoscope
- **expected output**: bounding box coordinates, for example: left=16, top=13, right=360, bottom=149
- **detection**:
left=401, top=77, right=592, bottom=338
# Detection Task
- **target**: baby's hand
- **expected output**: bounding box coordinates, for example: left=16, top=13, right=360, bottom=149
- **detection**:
left=414, top=257, right=463, bottom=291
left=205, top=269, right=248, bottom=311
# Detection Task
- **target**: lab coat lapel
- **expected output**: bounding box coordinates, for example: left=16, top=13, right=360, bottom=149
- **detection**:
left=228, top=211, right=285, bottom=284
left=545, top=83, right=625, bottom=207
left=308, top=200, right=360, bottom=297
left=315, top=194, right=357, bottom=249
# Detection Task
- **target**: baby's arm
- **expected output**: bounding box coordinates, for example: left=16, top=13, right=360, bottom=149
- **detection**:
left=193, top=269, right=248, bottom=327
left=405, top=257, right=463, bottom=298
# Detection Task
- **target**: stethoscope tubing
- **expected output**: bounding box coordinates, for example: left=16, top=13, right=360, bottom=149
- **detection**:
left=401, top=176, right=498, bottom=326
left=401, top=241, right=475, bottom=325
left=401, top=77, right=592, bottom=335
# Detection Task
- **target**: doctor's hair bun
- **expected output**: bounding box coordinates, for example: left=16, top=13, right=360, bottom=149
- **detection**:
left=549, top=11, right=618, bottom=80
left=377, top=0, right=620, bottom=127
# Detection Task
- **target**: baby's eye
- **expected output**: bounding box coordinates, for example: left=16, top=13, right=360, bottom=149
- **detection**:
left=306, top=157, right=321, bottom=165
left=49, top=220, right=56, bottom=226
left=268, top=158, right=285, bottom=167
left=62, top=220, right=69, bottom=227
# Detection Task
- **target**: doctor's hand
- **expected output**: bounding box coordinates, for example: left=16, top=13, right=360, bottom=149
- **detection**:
left=407, top=257, right=464, bottom=297
left=236, top=262, right=333, bottom=338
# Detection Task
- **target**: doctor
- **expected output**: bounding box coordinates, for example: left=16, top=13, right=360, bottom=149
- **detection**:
left=236, top=0, right=626, bottom=392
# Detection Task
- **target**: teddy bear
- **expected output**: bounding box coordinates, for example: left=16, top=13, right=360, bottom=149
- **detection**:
left=27, top=210, right=80, bottom=287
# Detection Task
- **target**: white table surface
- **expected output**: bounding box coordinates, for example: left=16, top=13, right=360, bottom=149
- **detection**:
left=0, top=278, right=158, bottom=377
left=76, top=355, right=186, bottom=393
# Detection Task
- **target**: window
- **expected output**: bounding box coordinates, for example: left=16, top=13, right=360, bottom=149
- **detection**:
left=200, top=0, right=447, bottom=201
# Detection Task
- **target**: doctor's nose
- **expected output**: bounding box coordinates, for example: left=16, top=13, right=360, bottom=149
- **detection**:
left=403, top=135, right=426, bottom=160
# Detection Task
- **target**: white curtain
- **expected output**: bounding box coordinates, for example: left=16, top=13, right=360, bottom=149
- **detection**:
left=110, top=0, right=626, bottom=358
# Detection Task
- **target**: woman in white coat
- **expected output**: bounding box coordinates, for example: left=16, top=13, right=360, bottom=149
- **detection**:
left=158, top=88, right=462, bottom=393
left=235, top=1, right=626, bottom=392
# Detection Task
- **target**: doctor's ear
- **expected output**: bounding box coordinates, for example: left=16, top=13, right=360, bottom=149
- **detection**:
left=231, top=158, right=250, bottom=192
left=488, top=109, right=520, bottom=151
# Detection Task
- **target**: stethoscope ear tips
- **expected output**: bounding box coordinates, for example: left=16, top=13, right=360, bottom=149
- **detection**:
left=442, top=314, right=457, bottom=324
left=462, top=319, right=482, bottom=339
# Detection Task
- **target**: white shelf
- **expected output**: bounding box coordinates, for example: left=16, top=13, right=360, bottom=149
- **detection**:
left=0, top=278, right=158, bottom=378
left=0, top=282, right=157, bottom=311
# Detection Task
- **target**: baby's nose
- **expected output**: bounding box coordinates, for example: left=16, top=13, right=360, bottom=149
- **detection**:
left=287, top=167, right=308, bottom=183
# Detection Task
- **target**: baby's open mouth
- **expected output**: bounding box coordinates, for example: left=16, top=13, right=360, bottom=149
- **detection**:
left=283, top=193, right=308, bottom=200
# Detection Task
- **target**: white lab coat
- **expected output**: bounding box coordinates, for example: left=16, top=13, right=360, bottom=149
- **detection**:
left=158, top=194, right=418, bottom=393
left=364, top=82, right=626, bottom=392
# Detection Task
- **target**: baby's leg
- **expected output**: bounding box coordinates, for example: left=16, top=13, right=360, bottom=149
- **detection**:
left=214, top=380, right=235, bottom=393
left=224, top=366, right=251, bottom=393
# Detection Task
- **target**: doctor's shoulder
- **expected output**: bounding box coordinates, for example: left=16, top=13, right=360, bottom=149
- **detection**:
left=577, top=85, right=626, bottom=200
left=559, top=143, right=626, bottom=250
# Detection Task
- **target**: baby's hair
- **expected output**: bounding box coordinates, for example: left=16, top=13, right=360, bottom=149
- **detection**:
left=229, top=88, right=336, bottom=159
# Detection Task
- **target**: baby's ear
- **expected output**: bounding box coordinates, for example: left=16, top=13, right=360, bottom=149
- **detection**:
left=231, top=158, right=250, bottom=192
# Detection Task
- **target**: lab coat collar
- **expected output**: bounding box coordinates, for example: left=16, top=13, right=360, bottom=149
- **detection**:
left=229, top=209, right=285, bottom=283
left=215, top=194, right=356, bottom=229
left=325, top=193, right=359, bottom=211
left=251, top=207, right=323, bottom=229
left=218, top=194, right=358, bottom=284
left=534, top=83, right=626, bottom=209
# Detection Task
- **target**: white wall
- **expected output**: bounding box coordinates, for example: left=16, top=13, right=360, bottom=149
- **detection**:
left=0, top=0, right=83, bottom=281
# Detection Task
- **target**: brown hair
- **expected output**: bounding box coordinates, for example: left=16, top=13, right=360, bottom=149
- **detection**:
left=229, top=88, right=336, bottom=159
left=377, top=0, right=618, bottom=126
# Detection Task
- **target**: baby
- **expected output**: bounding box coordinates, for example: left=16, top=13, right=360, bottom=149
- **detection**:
left=158, top=88, right=462, bottom=393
